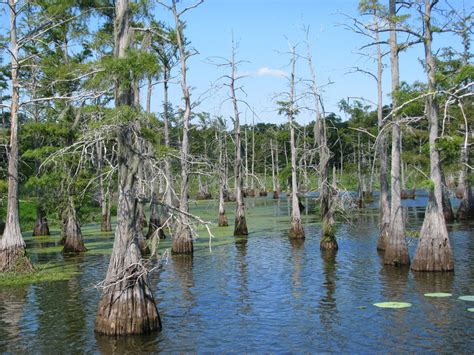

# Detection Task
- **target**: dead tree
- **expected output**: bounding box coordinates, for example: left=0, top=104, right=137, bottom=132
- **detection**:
left=163, top=0, right=204, bottom=253
left=412, top=0, right=454, bottom=271
left=279, top=44, right=304, bottom=239
left=95, top=0, right=161, bottom=335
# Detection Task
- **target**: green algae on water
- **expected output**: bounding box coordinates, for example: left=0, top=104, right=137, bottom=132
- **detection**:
left=373, top=302, right=412, bottom=309
left=0, top=263, right=79, bottom=286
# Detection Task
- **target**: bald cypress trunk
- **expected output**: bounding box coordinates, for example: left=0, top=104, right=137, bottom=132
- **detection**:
left=375, top=15, right=390, bottom=251
left=32, top=205, right=50, bottom=237
left=62, top=196, right=87, bottom=253
left=0, top=0, right=33, bottom=273
left=412, top=0, right=453, bottom=272
left=384, top=0, right=409, bottom=266
left=147, top=193, right=166, bottom=240
left=287, top=48, right=304, bottom=239
left=230, top=43, right=248, bottom=236
left=95, top=0, right=161, bottom=335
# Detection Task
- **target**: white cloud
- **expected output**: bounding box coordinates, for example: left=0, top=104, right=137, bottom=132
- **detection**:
left=255, top=67, right=287, bottom=77
left=237, top=67, right=287, bottom=78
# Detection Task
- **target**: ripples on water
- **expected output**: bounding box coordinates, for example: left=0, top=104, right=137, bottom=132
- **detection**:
left=0, top=196, right=473, bottom=353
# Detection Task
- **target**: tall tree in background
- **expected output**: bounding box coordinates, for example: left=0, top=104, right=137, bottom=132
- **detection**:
left=95, top=0, right=161, bottom=335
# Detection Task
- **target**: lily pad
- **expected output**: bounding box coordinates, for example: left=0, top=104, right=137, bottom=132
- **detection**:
left=373, top=302, right=412, bottom=309
left=424, top=293, right=452, bottom=298
left=468, top=308, right=474, bottom=312
left=458, top=296, right=474, bottom=302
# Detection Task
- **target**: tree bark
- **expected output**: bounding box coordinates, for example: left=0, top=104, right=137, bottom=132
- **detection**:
left=95, top=0, right=161, bottom=335
left=384, top=0, right=409, bottom=266
left=287, top=47, right=304, bottom=240
left=171, top=0, right=194, bottom=253
left=147, top=193, right=166, bottom=240
left=229, top=42, right=248, bottom=236
left=63, top=197, right=87, bottom=253
left=375, top=15, right=390, bottom=251
left=0, top=0, right=33, bottom=273
left=412, top=0, right=453, bottom=272
left=32, top=205, right=50, bottom=237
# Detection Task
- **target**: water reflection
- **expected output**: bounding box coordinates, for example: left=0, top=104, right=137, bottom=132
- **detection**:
left=0, top=286, right=27, bottom=353
left=235, top=237, right=251, bottom=315
left=171, top=254, right=195, bottom=304
left=289, top=238, right=304, bottom=298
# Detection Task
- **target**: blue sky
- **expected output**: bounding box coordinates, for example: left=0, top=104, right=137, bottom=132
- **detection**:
left=150, top=0, right=469, bottom=127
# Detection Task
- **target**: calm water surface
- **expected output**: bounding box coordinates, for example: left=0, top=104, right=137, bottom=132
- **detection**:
left=0, top=196, right=473, bottom=353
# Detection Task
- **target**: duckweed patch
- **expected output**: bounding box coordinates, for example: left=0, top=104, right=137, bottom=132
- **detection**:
left=0, top=262, right=79, bottom=286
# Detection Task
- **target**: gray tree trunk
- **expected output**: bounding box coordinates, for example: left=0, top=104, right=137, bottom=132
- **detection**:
left=287, top=47, right=304, bottom=239
left=230, top=42, right=248, bottom=236
left=376, top=17, right=390, bottom=251
left=63, top=196, right=87, bottom=253
left=32, top=205, right=50, bottom=237
left=384, top=0, right=410, bottom=266
left=412, top=0, right=453, bottom=272
left=172, top=0, right=194, bottom=254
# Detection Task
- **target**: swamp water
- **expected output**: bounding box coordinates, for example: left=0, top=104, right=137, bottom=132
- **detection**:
left=0, top=195, right=473, bottom=353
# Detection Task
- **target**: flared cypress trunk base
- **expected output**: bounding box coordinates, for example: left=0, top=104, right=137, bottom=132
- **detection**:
left=95, top=273, right=161, bottom=335
left=63, top=237, right=87, bottom=253
left=218, top=212, right=228, bottom=227
left=383, top=245, right=410, bottom=266
left=272, top=191, right=279, bottom=199
left=412, top=204, right=453, bottom=272
left=101, top=214, right=112, bottom=232
left=33, top=220, right=50, bottom=237
left=0, top=246, right=34, bottom=273
left=288, top=221, right=305, bottom=239
left=320, top=237, right=338, bottom=250
left=172, top=225, right=193, bottom=254
left=320, top=224, right=337, bottom=250
left=63, top=208, right=87, bottom=254
left=234, top=216, right=248, bottom=236
left=33, top=208, right=50, bottom=236
left=376, top=223, right=389, bottom=251
left=259, top=190, right=268, bottom=197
